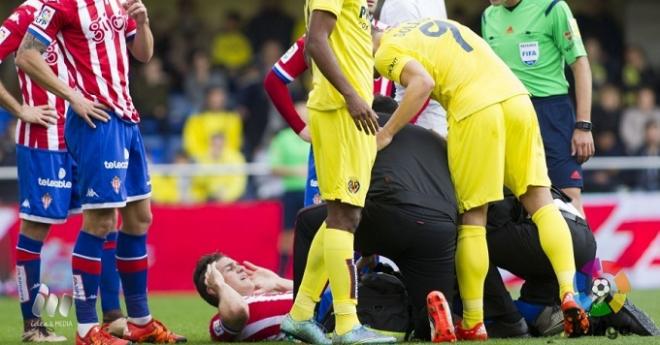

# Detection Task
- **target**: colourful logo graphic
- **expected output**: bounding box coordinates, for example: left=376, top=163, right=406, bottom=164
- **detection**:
left=575, top=259, right=631, bottom=316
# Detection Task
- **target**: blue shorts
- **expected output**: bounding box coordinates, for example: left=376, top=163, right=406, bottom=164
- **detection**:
left=64, top=110, right=151, bottom=210
left=282, top=190, right=305, bottom=229
left=17, top=145, right=81, bottom=224
left=532, top=95, right=583, bottom=189
left=303, top=148, right=321, bottom=207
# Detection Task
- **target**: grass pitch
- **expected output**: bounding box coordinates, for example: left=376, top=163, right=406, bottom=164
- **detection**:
left=1, top=290, right=659, bottom=344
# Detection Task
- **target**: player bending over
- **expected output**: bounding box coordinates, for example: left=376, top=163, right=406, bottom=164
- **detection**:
left=373, top=19, right=588, bottom=340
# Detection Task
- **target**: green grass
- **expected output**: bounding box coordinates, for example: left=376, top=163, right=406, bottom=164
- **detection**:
left=1, top=290, right=659, bottom=344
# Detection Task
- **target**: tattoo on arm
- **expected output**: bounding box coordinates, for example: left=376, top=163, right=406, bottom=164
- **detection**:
left=18, top=33, right=48, bottom=54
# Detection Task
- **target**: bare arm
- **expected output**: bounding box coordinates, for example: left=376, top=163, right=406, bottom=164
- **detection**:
left=206, top=264, right=249, bottom=332
left=307, top=10, right=378, bottom=135
left=124, top=0, right=153, bottom=63
left=569, top=56, right=594, bottom=163
left=15, top=34, right=109, bottom=128
left=377, top=60, right=434, bottom=150
left=0, top=81, right=58, bottom=126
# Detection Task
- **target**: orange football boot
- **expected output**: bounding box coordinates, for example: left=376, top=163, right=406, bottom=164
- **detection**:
left=427, top=291, right=457, bottom=342
left=75, top=326, right=132, bottom=345
left=124, top=319, right=186, bottom=343
left=561, top=292, right=589, bottom=337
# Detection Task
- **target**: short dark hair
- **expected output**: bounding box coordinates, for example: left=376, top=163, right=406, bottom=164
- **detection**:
left=372, top=95, right=398, bottom=115
left=193, top=252, right=225, bottom=307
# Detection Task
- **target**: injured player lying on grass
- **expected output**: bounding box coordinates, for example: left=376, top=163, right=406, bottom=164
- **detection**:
left=193, top=253, right=295, bottom=342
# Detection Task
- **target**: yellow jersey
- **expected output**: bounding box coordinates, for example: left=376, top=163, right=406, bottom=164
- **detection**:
left=375, top=19, right=528, bottom=121
left=305, top=0, right=374, bottom=111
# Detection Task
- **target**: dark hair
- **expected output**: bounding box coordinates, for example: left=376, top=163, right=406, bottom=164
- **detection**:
left=193, top=252, right=225, bottom=307
left=372, top=95, right=398, bottom=115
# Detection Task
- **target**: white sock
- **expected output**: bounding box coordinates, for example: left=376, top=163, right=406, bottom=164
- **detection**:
left=128, top=315, right=152, bottom=326
left=77, top=323, right=97, bottom=337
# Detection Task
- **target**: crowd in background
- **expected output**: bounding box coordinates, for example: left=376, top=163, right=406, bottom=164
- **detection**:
left=0, top=0, right=659, bottom=204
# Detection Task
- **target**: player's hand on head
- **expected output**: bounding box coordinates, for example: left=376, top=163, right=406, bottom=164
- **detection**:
left=345, top=93, right=379, bottom=135
left=123, top=0, right=149, bottom=25
left=571, top=129, right=595, bottom=164
left=205, top=263, right=225, bottom=291
left=243, top=261, right=280, bottom=293
left=70, top=93, right=110, bottom=129
left=19, top=104, right=59, bottom=127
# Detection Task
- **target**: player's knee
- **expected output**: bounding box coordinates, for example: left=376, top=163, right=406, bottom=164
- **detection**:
left=19, top=220, right=50, bottom=241
left=126, top=209, right=153, bottom=233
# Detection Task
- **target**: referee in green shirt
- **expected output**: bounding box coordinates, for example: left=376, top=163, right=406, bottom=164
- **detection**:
left=482, top=0, right=594, bottom=214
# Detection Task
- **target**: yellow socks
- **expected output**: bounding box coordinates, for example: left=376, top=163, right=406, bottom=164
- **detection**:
left=290, top=223, right=329, bottom=321
left=324, top=228, right=360, bottom=335
left=456, top=225, right=488, bottom=329
left=532, top=203, right=576, bottom=299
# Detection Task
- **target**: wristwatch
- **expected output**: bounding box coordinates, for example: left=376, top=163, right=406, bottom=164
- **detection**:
left=575, top=121, right=592, bottom=132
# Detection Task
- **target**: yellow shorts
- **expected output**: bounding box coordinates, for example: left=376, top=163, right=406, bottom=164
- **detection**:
left=447, top=94, right=551, bottom=213
left=309, top=107, right=376, bottom=207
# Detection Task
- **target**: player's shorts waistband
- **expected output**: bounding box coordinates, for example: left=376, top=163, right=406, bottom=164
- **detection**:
left=530, top=94, right=570, bottom=104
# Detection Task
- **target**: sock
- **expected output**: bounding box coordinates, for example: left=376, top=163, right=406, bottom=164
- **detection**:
left=455, top=225, right=488, bottom=329
left=72, top=231, right=105, bottom=329
left=324, top=228, right=359, bottom=335
left=78, top=323, right=97, bottom=338
left=291, top=223, right=329, bottom=322
left=16, top=234, right=43, bottom=321
left=532, top=204, right=576, bottom=299
left=100, top=231, right=121, bottom=315
left=116, top=232, right=150, bottom=320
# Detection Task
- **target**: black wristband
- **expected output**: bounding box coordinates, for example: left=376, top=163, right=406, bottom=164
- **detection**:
left=575, top=121, right=592, bottom=131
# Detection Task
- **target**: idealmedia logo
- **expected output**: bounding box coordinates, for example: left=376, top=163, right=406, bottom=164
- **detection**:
left=37, top=178, right=72, bottom=189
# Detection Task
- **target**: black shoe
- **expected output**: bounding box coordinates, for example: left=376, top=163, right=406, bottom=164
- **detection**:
left=529, top=305, right=564, bottom=336
left=486, top=318, right=531, bottom=338
left=590, top=299, right=660, bottom=336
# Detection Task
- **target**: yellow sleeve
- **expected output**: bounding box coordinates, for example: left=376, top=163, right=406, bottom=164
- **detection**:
left=309, top=0, right=343, bottom=17
left=374, top=43, right=414, bottom=84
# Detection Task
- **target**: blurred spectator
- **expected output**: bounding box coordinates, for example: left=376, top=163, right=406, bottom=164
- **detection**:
left=586, top=38, right=618, bottom=91
left=574, top=0, right=624, bottom=66
left=237, top=64, right=271, bottom=162
left=620, top=87, right=660, bottom=153
left=211, top=11, right=253, bottom=71
left=0, top=118, right=17, bottom=166
left=634, top=120, right=660, bottom=191
left=191, top=133, right=247, bottom=203
left=584, top=130, right=625, bottom=192
left=183, top=86, right=242, bottom=161
left=0, top=119, right=18, bottom=202
left=184, top=50, right=227, bottom=112
left=268, top=102, right=310, bottom=275
left=151, top=151, right=194, bottom=204
left=132, top=57, right=171, bottom=136
left=246, top=0, right=294, bottom=51
left=592, top=84, right=623, bottom=138
left=622, top=45, right=657, bottom=105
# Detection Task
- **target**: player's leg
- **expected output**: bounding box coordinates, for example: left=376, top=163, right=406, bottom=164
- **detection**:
left=501, top=94, right=588, bottom=337
left=15, top=146, right=79, bottom=342
left=447, top=105, right=506, bottom=340
left=292, top=204, right=327, bottom=296
left=64, top=109, right=134, bottom=343
left=116, top=124, right=185, bottom=343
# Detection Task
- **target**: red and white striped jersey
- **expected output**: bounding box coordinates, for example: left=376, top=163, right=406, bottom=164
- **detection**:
left=209, top=292, right=293, bottom=342
left=27, top=0, right=139, bottom=123
left=0, top=0, right=71, bottom=151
